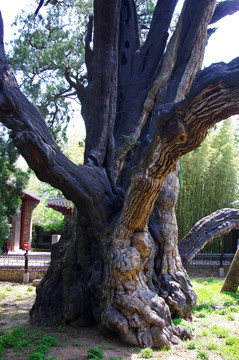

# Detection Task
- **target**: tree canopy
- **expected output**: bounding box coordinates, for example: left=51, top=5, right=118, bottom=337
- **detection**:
left=7, top=0, right=93, bottom=142
left=0, top=130, right=28, bottom=249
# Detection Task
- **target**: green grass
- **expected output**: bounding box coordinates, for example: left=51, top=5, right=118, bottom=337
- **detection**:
left=206, top=341, right=218, bottom=351
left=0, top=283, right=36, bottom=303
left=5, top=286, right=13, bottom=292
left=227, top=313, right=235, bottom=321
left=187, top=341, right=197, bottom=350
left=190, top=278, right=239, bottom=360
left=172, top=318, right=195, bottom=332
left=138, top=347, right=154, bottom=358
left=0, top=326, right=59, bottom=360
left=210, top=325, right=229, bottom=338
left=197, top=349, right=209, bottom=359
left=191, top=278, right=239, bottom=306
left=87, top=346, right=104, bottom=359
left=220, top=336, right=239, bottom=359
left=1, top=278, right=239, bottom=360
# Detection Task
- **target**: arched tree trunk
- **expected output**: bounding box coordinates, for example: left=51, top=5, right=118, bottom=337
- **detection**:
left=1, top=0, right=239, bottom=349
left=179, top=208, right=239, bottom=267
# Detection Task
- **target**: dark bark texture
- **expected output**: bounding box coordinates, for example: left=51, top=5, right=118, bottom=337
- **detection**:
left=179, top=208, right=239, bottom=268
left=1, top=0, right=239, bottom=349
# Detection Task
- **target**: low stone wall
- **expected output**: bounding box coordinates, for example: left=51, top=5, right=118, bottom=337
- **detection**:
left=0, top=266, right=231, bottom=283
left=0, top=269, right=47, bottom=282
left=188, top=265, right=230, bottom=278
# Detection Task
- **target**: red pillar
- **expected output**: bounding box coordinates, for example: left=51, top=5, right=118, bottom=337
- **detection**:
left=20, top=200, right=26, bottom=250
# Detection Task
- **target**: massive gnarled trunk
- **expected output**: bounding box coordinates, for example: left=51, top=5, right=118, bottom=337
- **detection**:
left=1, top=0, right=239, bottom=349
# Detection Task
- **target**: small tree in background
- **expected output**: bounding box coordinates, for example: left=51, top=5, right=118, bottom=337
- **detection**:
left=0, top=131, right=28, bottom=250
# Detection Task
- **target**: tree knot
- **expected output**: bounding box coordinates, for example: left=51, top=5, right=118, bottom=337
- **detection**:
left=159, top=113, right=187, bottom=144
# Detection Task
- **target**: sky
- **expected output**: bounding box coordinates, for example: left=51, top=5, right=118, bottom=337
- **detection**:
left=1, top=0, right=239, bottom=137
left=1, top=0, right=239, bottom=67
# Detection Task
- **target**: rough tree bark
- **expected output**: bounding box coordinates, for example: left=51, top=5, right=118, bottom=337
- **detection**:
left=179, top=208, right=239, bottom=268
left=1, top=0, right=239, bottom=349
left=221, top=248, right=239, bottom=293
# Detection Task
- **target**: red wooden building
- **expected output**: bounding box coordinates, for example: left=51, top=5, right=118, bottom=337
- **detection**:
left=47, top=195, right=73, bottom=219
left=10, top=189, right=40, bottom=251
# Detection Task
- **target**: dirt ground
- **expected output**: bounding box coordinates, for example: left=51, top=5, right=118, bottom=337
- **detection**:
left=0, top=281, right=237, bottom=359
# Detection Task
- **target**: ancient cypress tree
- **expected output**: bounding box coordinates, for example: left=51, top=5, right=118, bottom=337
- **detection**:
left=1, top=0, right=239, bottom=349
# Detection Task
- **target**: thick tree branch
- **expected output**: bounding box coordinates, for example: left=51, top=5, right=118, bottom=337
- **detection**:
left=210, top=0, right=239, bottom=24
left=114, top=58, right=239, bottom=240
left=0, top=13, right=116, bottom=234
left=149, top=58, right=239, bottom=177
left=136, top=0, right=178, bottom=80
left=178, top=208, right=239, bottom=267
left=84, top=0, right=121, bottom=172
left=114, top=1, right=186, bottom=177
left=114, top=0, right=216, bottom=180
left=114, top=1, right=179, bottom=157
left=118, top=0, right=140, bottom=83
left=167, top=0, right=216, bottom=102
left=85, top=15, right=94, bottom=82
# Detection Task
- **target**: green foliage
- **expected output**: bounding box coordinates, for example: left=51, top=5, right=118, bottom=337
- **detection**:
left=138, top=346, right=154, bottom=358
left=136, top=0, right=157, bottom=41
left=7, top=0, right=93, bottom=141
left=227, top=313, right=235, bottom=321
left=191, top=279, right=239, bottom=306
left=177, top=119, right=239, bottom=250
left=193, top=304, right=212, bottom=313
left=56, top=324, right=64, bottom=333
left=40, top=336, right=60, bottom=347
left=172, top=318, right=195, bottom=332
left=206, top=341, right=218, bottom=351
left=7, top=0, right=160, bottom=144
left=187, top=340, right=197, bottom=350
left=0, top=326, right=59, bottom=359
left=64, top=134, right=85, bottom=165
left=0, top=327, right=27, bottom=349
left=120, top=134, right=141, bottom=147
left=197, top=349, right=209, bottom=359
left=228, top=306, right=239, bottom=313
left=0, top=343, right=4, bottom=357
left=34, top=219, right=66, bottom=234
left=201, top=329, right=209, bottom=337
left=198, top=312, right=207, bottom=318
left=87, top=346, right=104, bottom=359
left=0, top=133, right=28, bottom=249
left=225, top=336, right=239, bottom=346
left=220, top=336, right=239, bottom=359
left=1, top=279, right=239, bottom=360
left=210, top=325, right=229, bottom=338
left=26, top=172, right=64, bottom=227
left=5, top=286, right=13, bottom=291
